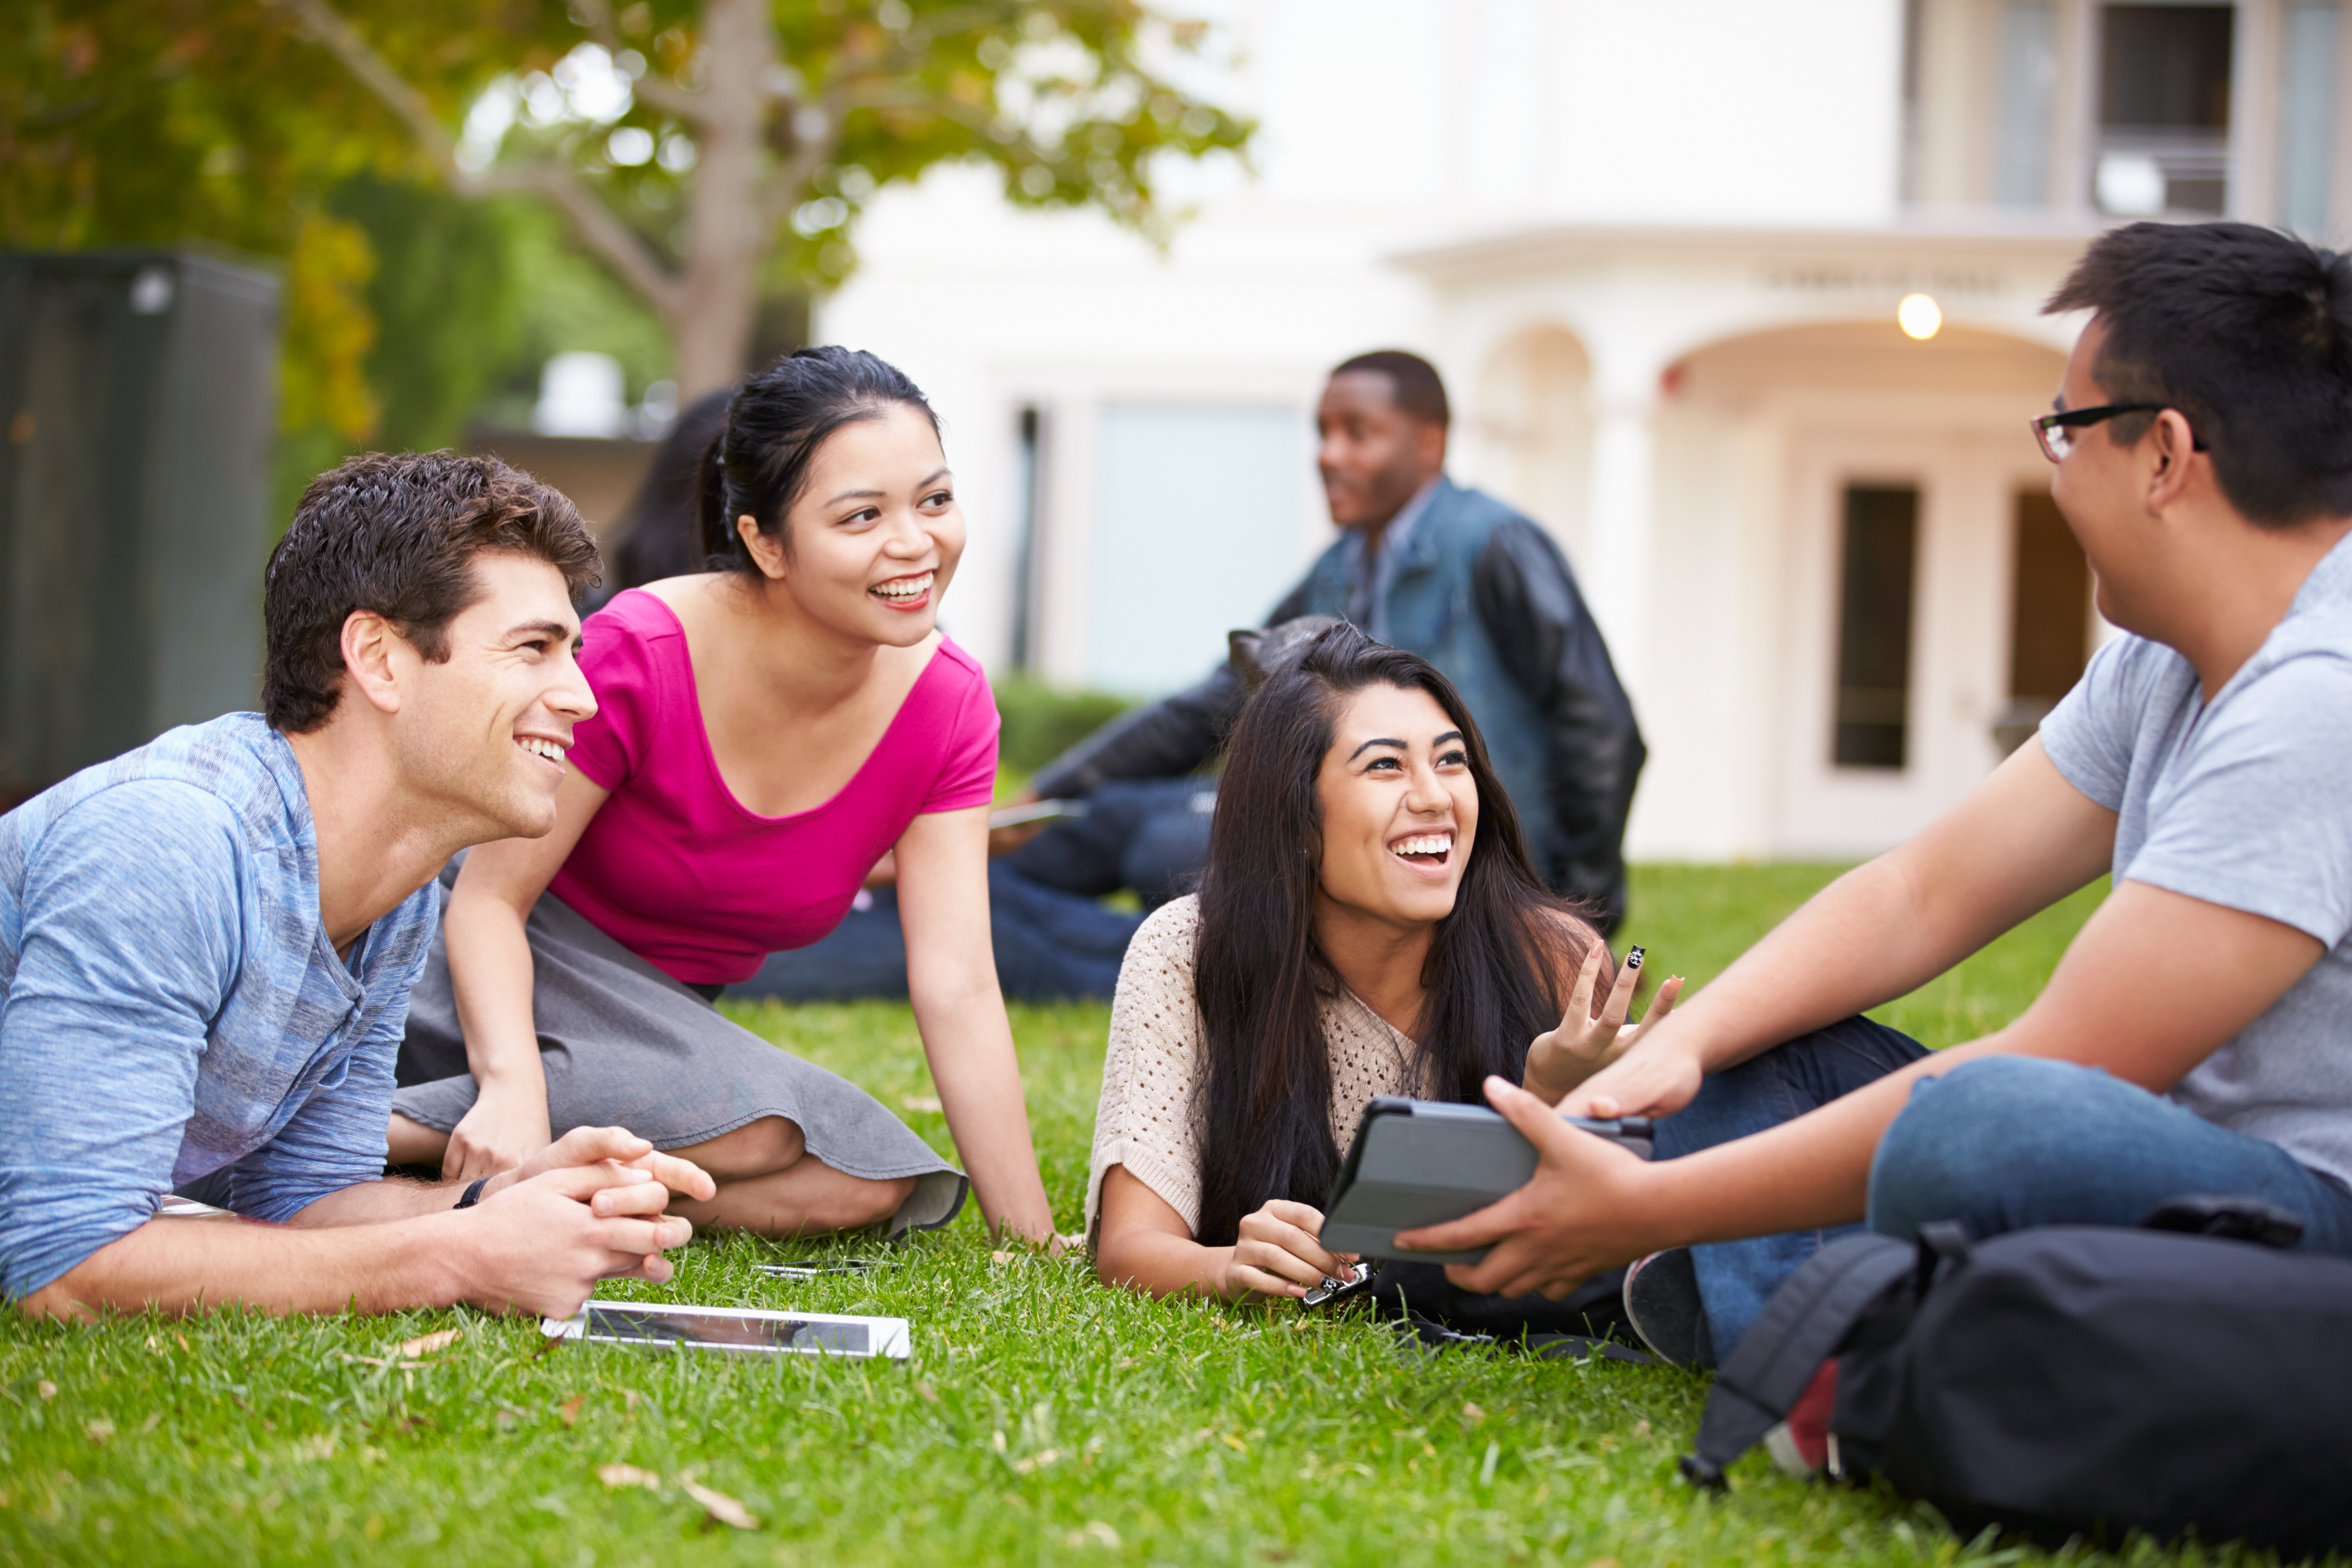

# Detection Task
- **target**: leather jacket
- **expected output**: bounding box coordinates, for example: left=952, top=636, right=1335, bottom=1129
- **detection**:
left=1033, top=479, right=1644, bottom=932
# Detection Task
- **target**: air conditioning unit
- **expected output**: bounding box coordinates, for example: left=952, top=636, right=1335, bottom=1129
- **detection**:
left=0, top=250, right=279, bottom=803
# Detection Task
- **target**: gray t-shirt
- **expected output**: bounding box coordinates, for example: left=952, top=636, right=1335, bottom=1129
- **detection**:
left=2040, top=531, right=2352, bottom=1184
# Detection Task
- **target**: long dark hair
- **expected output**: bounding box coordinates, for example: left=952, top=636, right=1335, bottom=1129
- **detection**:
left=696, top=345, right=939, bottom=572
left=1191, top=624, right=1611, bottom=1247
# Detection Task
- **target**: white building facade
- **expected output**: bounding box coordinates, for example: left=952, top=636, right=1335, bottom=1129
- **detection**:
left=822, top=0, right=2352, bottom=860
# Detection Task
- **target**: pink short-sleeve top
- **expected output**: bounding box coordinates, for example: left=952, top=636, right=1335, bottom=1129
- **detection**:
left=549, top=588, right=1000, bottom=985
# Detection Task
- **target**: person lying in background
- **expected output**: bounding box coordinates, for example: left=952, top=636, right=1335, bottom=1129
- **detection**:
left=389, top=347, right=1060, bottom=1248
left=1087, top=623, right=1679, bottom=1300
left=0, top=451, right=711, bottom=1321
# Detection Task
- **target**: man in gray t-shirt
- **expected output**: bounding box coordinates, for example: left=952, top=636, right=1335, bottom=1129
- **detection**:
left=1392, top=221, right=2352, bottom=1367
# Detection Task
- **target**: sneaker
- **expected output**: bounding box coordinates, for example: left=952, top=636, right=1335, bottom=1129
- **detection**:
left=1622, top=1248, right=1716, bottom=1368
left=1762, top=1360, right=1838, bottom=1478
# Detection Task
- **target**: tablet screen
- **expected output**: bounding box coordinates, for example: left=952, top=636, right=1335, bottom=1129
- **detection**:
left=583, top=1305, right=870, bottom=1355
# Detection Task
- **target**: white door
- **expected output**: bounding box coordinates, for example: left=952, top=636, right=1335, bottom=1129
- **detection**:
left=1772, top=426, right=2052, bottom=858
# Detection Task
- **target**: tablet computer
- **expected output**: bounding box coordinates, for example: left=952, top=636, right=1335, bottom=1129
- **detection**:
left=1318, top=1097, right=1652, bottom=1264
left=541, top=1301, right=911, bottom=1360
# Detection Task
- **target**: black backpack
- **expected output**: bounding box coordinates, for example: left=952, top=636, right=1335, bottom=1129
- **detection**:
left=1683, top=1203, right=2352, bottom=1557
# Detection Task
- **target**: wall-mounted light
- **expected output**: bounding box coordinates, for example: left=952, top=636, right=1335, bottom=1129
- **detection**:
left=1898, top=294, right=1942, bottom=340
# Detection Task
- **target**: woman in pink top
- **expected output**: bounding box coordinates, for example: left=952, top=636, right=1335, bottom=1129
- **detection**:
left=384, top=348, right=1057, bottom=1245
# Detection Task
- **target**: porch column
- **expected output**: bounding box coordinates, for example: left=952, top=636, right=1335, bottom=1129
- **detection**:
left=1583, top=378, right=1659, bottom=699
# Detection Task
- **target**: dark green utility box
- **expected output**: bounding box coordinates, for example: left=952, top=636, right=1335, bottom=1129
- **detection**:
left=0, top=251, right=279, bottom=803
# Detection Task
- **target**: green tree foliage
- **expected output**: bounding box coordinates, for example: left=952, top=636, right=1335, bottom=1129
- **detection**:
left=285, top=0, right=1255, bottom=392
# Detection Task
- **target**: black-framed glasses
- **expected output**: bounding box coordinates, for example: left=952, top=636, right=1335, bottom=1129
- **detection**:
left=2030, top=403, right=2203, bottom=463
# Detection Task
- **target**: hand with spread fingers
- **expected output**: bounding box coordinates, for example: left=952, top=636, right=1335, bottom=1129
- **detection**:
left=1211, top=1199, right=1359, bottom=1302
left=1392, top=1074, right=1658, bottom=1301
left=1522, top=942, right=1685, bottom=1106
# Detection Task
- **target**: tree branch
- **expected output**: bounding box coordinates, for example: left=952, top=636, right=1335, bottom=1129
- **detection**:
left=264, top=0, right=685, bottom=320
left=568, top=0, right=711, bottom=125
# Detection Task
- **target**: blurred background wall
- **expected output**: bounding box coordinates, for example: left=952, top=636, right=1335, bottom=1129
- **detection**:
left=828, top=0, right=2352, bottom=858
left=5, top=0, right=2346, bottom=852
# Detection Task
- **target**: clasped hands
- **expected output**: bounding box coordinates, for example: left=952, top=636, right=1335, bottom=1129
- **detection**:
left=455, top=1126, right=718, bottom=1316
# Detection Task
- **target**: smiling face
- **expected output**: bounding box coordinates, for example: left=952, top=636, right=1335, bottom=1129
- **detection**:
left=1311, top=682, right=1480, bottom=930
left=387, top=549, right=595, bottom=841
left=740, top=401, right=964, bottom=647
left=1316, top=371, right=1447, bottom=532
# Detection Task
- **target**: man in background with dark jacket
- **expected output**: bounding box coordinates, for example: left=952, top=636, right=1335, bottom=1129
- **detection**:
left=1021, top=349, right=1646, bottom=931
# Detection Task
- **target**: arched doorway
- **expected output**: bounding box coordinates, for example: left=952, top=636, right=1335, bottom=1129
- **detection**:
left=1639, top=318, right=2077, bottom=858
left=1464, top=323, right=1592, bottom=567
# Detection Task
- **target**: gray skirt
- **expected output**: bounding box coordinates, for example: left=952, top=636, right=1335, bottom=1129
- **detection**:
left=390, top=879, right=967, bottom=1236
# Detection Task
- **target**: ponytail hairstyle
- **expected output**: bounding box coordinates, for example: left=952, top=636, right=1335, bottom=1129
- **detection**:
left=1189, top=623, right=1613, bottom=1248
left=695, top=345, right=940, bottom=573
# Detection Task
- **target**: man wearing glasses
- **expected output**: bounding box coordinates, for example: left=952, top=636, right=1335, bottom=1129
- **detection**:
left=1397, top=221, right=2352, bottom=1387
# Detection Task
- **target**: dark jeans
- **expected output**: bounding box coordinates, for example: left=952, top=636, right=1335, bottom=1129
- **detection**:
left=1008, top=777, right=1215, bottom=909
left=730, top=861, right=1142, bottom=1004
left=1652, top=1018, right=2352, bottom=1361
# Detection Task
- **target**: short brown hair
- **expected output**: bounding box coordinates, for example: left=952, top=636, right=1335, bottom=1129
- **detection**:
left=263, top=451, right=601, bottom=733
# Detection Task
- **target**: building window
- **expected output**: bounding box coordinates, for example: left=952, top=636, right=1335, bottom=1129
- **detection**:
left=2278, top=3, right=2341, bottom=234
left=1009, top=406, right=1043, bottom=671
left=1994, top=1, right=2061, bottom=206
left=1832, top=485, right=1921, bottom=771
left=2093, top=4, right=2235, bottom=216
left=1085, top=404, right=1309, bottom=695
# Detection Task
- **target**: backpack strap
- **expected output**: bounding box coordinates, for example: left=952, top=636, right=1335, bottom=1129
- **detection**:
left=1681, top=1234, right=1913, bottom=1489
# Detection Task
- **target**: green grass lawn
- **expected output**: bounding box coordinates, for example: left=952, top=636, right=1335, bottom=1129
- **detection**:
left=0, top=865, right=2171, bottom=1568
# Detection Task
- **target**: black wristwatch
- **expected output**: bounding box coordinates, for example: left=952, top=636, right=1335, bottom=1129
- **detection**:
left=453, top=1177, right=490, bottom=1210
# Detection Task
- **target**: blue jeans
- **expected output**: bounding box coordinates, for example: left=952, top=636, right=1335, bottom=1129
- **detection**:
left=1653, top=1019, right=2352, bottom=1362
left=1007, top=777, right=1214, bottom=910
left=730, top=862, right=1142, bottom=1004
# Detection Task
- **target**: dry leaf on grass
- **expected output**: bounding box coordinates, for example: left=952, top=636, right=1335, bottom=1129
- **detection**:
left=85, top=1419, right=114, bottom=1444
left=678, top=1472, right=758, bottom=1529
left=1462, top=1401, right=1487, bottom=1421
left=989, top=1250, right=1016, bottom=1264
left=1010, top=1449, right=1061, bottom=1475
left=558, top=1395, right=584, bottom=1428
left=398, top=1328, right=462, bottom=1360
left=1063, top=1521, right=1123, bottom=1548
left=595, top=1463, right=661, bottom=1491
left=901, top=1094, right=943, bottom=1113
left=913, top=1380, right=938, bottom=1404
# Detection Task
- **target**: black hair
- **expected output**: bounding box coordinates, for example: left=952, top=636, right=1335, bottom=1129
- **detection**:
left=2044, top=222, right=2352, bottom=526
left=605, top=387, right=734, bottom=591
left=1330, top=348, right=1451, bottom=428
left=696, top=345, right=940, bottom=572
left=1190, top=623, right=1610, bottom=1248
left=263, top=451, right=599, bottom=733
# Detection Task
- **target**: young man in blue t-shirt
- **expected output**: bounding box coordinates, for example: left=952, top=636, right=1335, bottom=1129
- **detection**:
left=1397, top=222, right=2352, bottom=1367
left=0, top=451, right=714, bottom=1320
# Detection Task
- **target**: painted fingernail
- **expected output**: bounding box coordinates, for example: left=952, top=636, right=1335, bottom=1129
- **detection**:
left=1627, top=946, right=1645, bottom=969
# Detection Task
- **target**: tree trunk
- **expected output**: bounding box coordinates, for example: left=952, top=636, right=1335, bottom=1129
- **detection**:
left=667, top=0, right=774, bottom=398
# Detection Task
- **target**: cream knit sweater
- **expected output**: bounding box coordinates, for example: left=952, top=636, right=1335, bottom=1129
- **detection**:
left=1084, top=895, right=1431, bottom=1244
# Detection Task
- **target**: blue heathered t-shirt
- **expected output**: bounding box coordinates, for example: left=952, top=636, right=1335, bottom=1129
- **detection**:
left=0, top=713, right=438, bottom=1299
left=2040, top=529, right=2352, bottom=1184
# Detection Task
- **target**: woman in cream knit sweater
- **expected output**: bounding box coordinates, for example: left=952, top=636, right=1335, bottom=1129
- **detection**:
left=1088, top=626, right=1681, bottom=1301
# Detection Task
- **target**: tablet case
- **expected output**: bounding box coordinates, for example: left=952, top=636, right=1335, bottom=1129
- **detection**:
left=1319, top=1097, right=1651, bottom=1264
